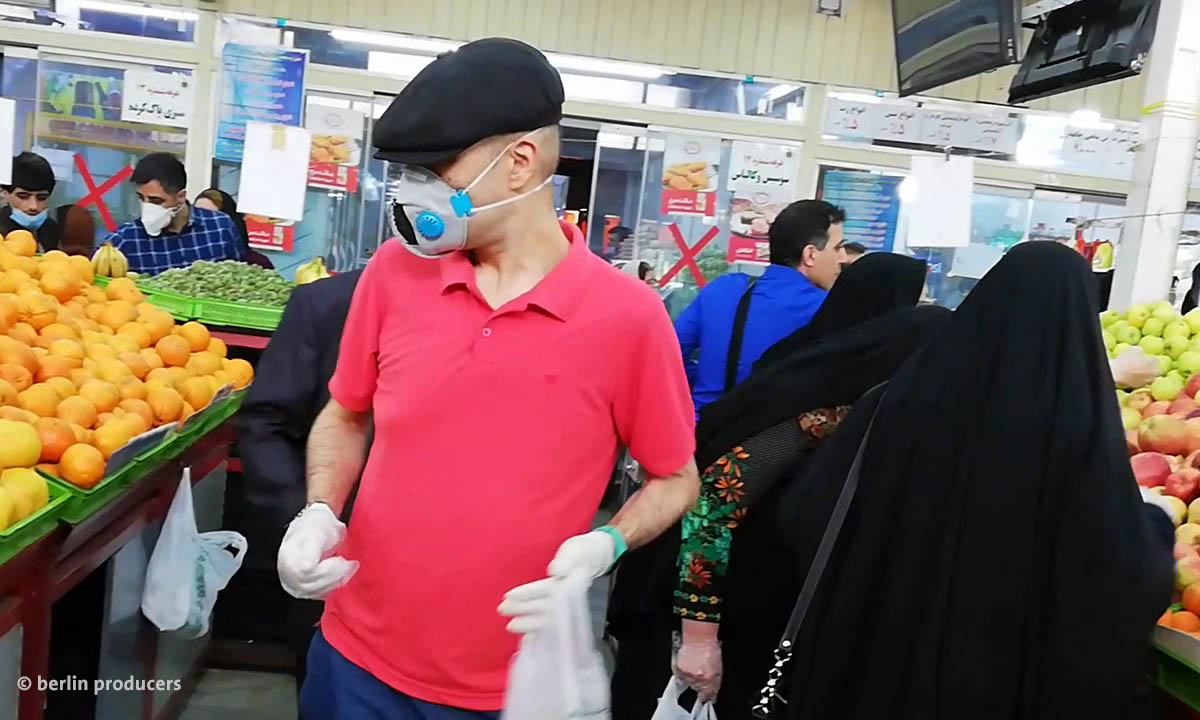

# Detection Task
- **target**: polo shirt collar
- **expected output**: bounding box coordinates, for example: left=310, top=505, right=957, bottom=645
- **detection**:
left=763, top=263, right=814, bottom=286
left=438, top=220, right=592, bottom=321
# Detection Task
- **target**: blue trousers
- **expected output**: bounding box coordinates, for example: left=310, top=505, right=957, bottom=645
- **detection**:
left=300, top=629, right=501, bottom=720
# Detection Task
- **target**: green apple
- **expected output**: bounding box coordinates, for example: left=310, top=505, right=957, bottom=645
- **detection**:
left=1102, top=329, right=1116, bottom=350
left=1177, top=351, right=1200, bottom=376
left=1113, top=342, right=1132, bottom=358
left=1116, top=325, right=1142, bottom=345
left=1139, top=335, right=1166, bottom=356
left=1153, top=303, right=1180, bottom=323
left=1157, top=354, right=1174, bottom=375
left=1189, top=499, right=1200, bottom=525
left=1166, top=335, right=1190, bottom=360
left=1165, top=320, right=1191, bottom=340
left=1168, top=370, right=1185, bottom=386
left=1185, top=308, right=1200, bottom=335
left=1152, top=375, right=1184, bottom=401
left=1142, top=317, right=1166, bottom=337
left=1126, top=304, right=1151, bottom=328
left=1117, top=388, right=1129, bottom=405
left=1121, top=406, right=1142, bottom=430
left=1100, top=310, right=1124, bottom=327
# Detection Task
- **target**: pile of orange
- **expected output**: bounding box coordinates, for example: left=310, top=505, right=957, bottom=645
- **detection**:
left=0, top=230, right=254, bottom=492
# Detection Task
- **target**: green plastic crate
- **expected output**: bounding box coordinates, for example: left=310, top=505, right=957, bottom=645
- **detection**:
left=0, top=480, right=70, bottom=564
left=194, top=297, right=283, bottom=331
left=42, top=464, right=133, bottom=525
left=170, top=389, right=246, bottom=447
left=139, top=287, right=197, bottom=320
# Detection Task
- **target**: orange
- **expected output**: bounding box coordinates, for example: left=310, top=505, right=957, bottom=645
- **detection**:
left=164, top=366, right=192, bottom=390
left=120, top=411, right=149, bottom=437
left=35, top=417, right=74, bottom=463
left=19, top=293, right=57, bottom=331
left=178, top=322, right=210, bottom=353
left=224, top=358, right=254, bottom=389
left=98, top=301, right=137, bottom=331
left=96, top=412, right=115, bottom=427
left=0, top=418, right=41, bottom=467
left=39, top=270, right=79, bottom=303
left=85, top=343, right=117, bottom=361
left=145, top=367, right=172, bottom=385
left=139, top=348, right=164, bottom=372
left=1184, top=584, right=1200, bottom=617
left=92, top=421, right=131, bottom=459
left=108, top=334, right=139, bottom=355
left=56, top=395, right=98, bottom=429
left=66, top=422, right=88, bottom=444
left=118, top=398, right=153, bottom=429
left=0, top=337, right=37, bottom=374
left=155, top=335, right=190, bottom=367
left=95, top=358, right=131, bottom=384
left=17, top=383, right=59, bottom=417
left=0, top=294, right=18, bottom=326
left=0, top=364, right=32, bottom=392
left=147, top=386, right=184, bottom=425
left=1171, top=611, right=1200, bottom=632
left=206, top=337, right=228, bottom=359
left=35, top=463, right=58, bottom=478
left=4, top=230, right=36, bottom=257
left=35, top=355, right=78, bottom=383
left=141, top=311, right=173, bottom=344
left=180, top=401, right=195, bottom=424
left=68, top=368, right=94, bottom=388
left=43, top=377, right=75, bottom=401
left=85, top=303, right=105, bottom=323
left=59, top=443, right=104, bottom=489
left=116, top=322, right=152, bottom=349
left=0, top=406, right=36, bottom=424
left=77, top=380, right=119, bottom=413
left=48, top=338, right=84, bottom=362
left=186, top=351, right=222, bottom=376
left=67, top=255, right=94, bottom=284
left=115, top=375, right=146, bottom=402
left=40, top=323, right=77, bottom=342
left=7, top=322, right=36, bottom=347
left=179, top=376, right=215, bottom=410
left=0, top=377, right=15, bottom=406
left=117, top=351, right=150, bottom=380
left=104, top=277, right=143, bottom=303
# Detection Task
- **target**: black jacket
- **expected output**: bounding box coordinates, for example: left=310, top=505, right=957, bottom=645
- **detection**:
left=0, top=207, right=60, bottom=251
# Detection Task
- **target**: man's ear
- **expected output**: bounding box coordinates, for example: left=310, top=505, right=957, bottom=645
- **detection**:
left=800, top=243, right=817, bottom=268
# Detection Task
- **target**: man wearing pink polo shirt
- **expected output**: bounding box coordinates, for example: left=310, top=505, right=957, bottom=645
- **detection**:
left=276, top=38, right=699, bottom=719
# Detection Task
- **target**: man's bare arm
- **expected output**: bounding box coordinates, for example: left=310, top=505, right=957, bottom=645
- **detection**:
left=610, top=458, right=700, bottom=549
left=306, top=399, right=370, bottom=516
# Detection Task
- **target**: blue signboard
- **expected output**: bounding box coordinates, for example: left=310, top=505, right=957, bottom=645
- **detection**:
left=818, top=168, right=903, bottom=253
left=215, top=44, right=308, bottom=163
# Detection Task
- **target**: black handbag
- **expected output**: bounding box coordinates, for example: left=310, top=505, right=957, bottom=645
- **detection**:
left=750, top=399, right=881, bottom=718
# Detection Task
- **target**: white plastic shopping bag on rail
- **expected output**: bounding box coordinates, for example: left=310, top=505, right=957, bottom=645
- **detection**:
left=141, top=469, right=247, bottom=638
left=650, top=677, right=718, bottom=720
left=501, top=575, right=610, bottom=720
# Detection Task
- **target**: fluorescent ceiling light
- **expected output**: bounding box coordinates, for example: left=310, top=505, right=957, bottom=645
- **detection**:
left=0, top=4, right=35, bottom=20
left=829, top=91, right=884, bottom=104
left=307, top=96, right=351, bottom=109
left=1068, top=109, right=1114, bottom=130
left=765, top=84, right=799, bottom=101
left=76, top=0, right=197, bottom=21
left=546, top=52, right=666, bottom=79
left=331, top=29, right=461, bottom=54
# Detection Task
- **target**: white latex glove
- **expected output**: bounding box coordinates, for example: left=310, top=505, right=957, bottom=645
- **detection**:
left=277, top=502, right=359, bottom=600
left=498, top=530, right=617, bottom=634
left=1140, top=486, right=1177, bottom=522
left=1111, top=346, right=1160, bottom=389
left=675, top=620, right=722, bottom=701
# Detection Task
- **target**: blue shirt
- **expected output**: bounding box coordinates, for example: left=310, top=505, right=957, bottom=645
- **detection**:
left=108, top=205, right=245, bottom=276
left=675, top=264, right=827, bottom=414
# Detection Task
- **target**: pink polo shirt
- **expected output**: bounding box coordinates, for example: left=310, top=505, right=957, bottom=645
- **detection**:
left=322, top=222, right=695, bottom=710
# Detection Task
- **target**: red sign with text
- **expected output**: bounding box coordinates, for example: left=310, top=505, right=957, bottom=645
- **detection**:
left=307, top=161, right=359, bottom=193
left=245, top=216, right=295, bottom=252
left=659, top=188, right=716, bottom=217
left=726, top=234, right=769, bottom=264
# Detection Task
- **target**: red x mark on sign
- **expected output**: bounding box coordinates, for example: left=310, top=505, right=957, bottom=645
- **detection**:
left=74, top=153, right=133, bottom=233
left=658, top=223, right=719, bottom=289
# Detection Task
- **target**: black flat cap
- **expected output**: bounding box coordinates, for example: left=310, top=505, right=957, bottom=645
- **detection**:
left=373, top=38, right=565, bottom=166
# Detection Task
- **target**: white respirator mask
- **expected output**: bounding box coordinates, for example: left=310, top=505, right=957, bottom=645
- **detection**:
left=387, top=130, right=552, bottom=258
left=141, top=201, right=181, bottom=237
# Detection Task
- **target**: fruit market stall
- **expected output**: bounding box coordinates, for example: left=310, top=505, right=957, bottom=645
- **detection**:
left=1105, top=301, right=1200, bottom=711
left=0, top=230, right=255, bottom=719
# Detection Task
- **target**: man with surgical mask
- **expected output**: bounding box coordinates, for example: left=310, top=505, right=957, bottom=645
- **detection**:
left=278, top=38, right=698, bottom=718
left=0, top=152, right=61, bottom=251
left=108, top=153, right=244, bottom=275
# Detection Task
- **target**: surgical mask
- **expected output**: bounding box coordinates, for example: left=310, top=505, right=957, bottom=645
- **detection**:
left=141, top=201, right=180, bottom=237
left=387, top=131, right=553, bottom=258
left=9, top=206, right=47, bottom=230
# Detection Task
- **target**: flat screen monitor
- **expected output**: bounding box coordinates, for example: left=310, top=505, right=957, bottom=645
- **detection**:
left=892, top=0, right=1021, bottom=96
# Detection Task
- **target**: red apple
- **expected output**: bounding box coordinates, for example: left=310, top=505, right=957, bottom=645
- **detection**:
left=1175, top=542, right=1200, bottom=561
left=1143, top=401, right=1173, bottom=418
left=1132, top=452, right=1172, bottom=487
left=1166, top=469, right=1200, bottom=504
left=1128, top=390, right=1155, bottom=413
left=1170, top=397, right=1199, bottom=416
left=1184, top=418, right=1200, bottom=455
left=1184, top=449, right=1200, bottom=470
left=1127, top=430, right=1141, bottom=456
left=1140, top=415, right=1190, bottom=455
left=1186, top=374, right=1200, bottom=399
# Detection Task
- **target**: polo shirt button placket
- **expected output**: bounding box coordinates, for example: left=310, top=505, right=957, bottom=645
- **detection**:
left=481, top=327, right=492, bottom=338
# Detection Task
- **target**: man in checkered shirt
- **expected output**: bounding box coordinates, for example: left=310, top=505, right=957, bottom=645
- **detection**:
left=108, top=153, right=245, bottom=276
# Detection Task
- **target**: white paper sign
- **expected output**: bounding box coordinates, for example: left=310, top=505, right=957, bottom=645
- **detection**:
left=1062, top=124, right=1140, bottom=179
left=874, top=105, right=921, bottom=143
left=919, top=109, right=974, bottom=148
left=236, top=121, right=311, bottom=222
left=31, top=146, right=75, bottom=182
left=728, top=141, right=800, bottom=195
left=906, top=155, right=974, bottom=249
left=121, top=69, right=193, bottom=128
left=824, top=98, right=876, bottom=139
left=0, top=99, right=13, bottom=185
left=966, top=115, right=1019, bottom=154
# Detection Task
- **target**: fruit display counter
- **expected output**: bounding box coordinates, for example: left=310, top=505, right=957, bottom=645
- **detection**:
left=1104, top=301, right=1200, bottom=711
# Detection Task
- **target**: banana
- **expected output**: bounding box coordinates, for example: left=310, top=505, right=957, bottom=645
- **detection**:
left=91, top=243, right=130, bottom=278
left=92, top=243, right=111, bottom=277
left=295, top=256, right=331, bottom=285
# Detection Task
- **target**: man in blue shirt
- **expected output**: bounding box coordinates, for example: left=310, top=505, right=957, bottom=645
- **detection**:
left=108, top=153, right=244, bottom=275
left=675, top=199, right=846, bottom=414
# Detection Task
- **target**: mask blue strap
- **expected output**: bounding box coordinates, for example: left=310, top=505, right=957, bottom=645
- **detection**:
left=449, top=190, right=474, bottom=218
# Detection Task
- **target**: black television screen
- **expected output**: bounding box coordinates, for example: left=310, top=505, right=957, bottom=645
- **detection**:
left=1008, top=0, right=1158, bottom=105
left=892, top=0, right=1021, bottom=96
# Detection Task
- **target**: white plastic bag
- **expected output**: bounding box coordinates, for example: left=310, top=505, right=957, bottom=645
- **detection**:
left=501, top=575, right=610, bottom=720
left=141, top=469, right=247, bottom=638
left=650, top=678, right=718, bottom=720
